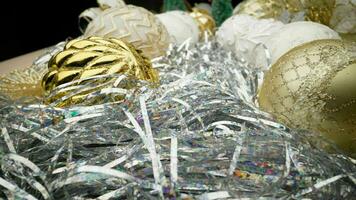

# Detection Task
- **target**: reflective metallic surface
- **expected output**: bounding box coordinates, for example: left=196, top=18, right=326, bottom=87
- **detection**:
left=0, top=39, right=354, bottom=199
left=42, top=36, right=158, bottom=107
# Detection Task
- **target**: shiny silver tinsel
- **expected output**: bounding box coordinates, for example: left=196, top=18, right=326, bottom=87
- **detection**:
left=0, top=39, right=355, bottom=200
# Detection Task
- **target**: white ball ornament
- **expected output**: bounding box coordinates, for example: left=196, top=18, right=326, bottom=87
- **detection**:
left=83, top=5, right=170, bottom=59
left=216, top=15, right=284, bottom=69
left=267, top=21, right=341, bottom=64
left=195, top=3, right=212, bottom=14
left=156, top=11, right=200, bottom=45
left=97, top=0, right=126, bottom=9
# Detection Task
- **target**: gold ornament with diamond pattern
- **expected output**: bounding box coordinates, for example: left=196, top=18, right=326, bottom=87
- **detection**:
left=258, top=39, right=356, bottom=157
left=41, top=36, right=159, bottom=107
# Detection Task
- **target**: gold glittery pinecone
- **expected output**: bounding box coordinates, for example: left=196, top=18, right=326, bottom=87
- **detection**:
left=41, top=36, right=159, bottom=107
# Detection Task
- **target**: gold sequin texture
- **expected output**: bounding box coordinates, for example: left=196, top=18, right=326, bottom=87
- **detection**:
left=190, top=8, right=216, bottom=38
left=42, top=36, right=159, bottom=107
left=234, top=0, right=335, bottom=25
left=258, top=39, right=356, bottom=157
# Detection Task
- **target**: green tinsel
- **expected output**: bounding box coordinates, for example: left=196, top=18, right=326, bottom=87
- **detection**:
left=212, top=0, right=233, bottom=26
left=163, top=0, right=187, bottom=12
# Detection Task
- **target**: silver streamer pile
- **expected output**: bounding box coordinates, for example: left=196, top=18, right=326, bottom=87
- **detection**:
left=0, top=39, right=355, bottom=200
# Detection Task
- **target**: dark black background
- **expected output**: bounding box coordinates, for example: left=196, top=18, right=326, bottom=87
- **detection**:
left=0, top=0, right=241, bottom=61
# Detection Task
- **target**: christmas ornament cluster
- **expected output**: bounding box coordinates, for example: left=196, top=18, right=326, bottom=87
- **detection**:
left=0, top=0, right=355, bottom=199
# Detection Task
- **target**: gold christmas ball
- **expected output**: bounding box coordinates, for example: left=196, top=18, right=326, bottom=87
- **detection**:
left=0, top=66, right=46, bottom=100
left=340, top=33, right=356, bottom=42
left=258, top=39, right=356, bottom=157
left=190, top=8, right=216, bottom=38
left=41, top=36, right=159, bottom=107
left=233, top=0, right=335, bottom=25
left=83, top=5, right=170, bottom=59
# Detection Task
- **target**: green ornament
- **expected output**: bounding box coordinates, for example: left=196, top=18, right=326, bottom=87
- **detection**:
left=212, top=0, right=233, bottom=26
left=163, top=0, right=187, bottom=12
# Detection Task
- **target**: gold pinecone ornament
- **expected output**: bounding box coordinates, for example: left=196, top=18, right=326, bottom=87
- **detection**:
left=42, top=36, right=159, bottom=107
left=258, top=39, right=356, bottom=157
left=82, top=1, right=170, bottom=59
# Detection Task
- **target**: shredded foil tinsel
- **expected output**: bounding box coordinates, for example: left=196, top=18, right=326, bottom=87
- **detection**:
left=0, top=38, right=355, bottom=199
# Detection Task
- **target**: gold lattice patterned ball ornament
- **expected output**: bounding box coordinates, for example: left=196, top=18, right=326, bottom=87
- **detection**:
left=83, top=4, right=170, bottom=59
left=233, top=0, right=335, bottom=25
left=340, top=33, right=356, bottom=42
left=41, top=36, right=159, bottom=107
left=258, top=39, right=356, bottom=157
